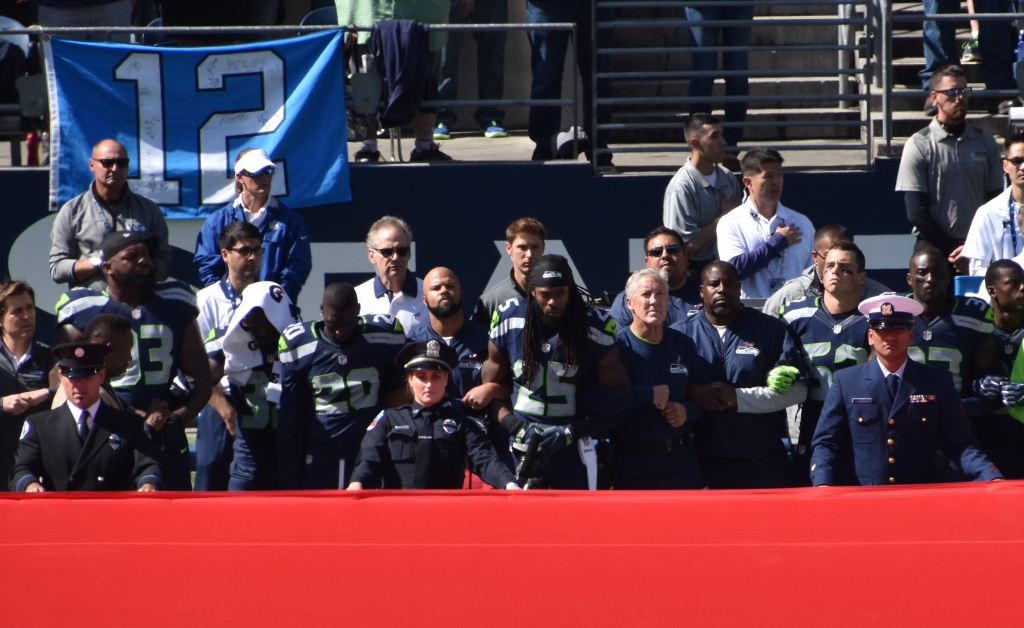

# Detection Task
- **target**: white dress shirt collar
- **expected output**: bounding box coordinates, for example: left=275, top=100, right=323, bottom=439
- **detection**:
left=877, top=358, right=908, bottom=380
left=66, top=398, right=102, bottom=431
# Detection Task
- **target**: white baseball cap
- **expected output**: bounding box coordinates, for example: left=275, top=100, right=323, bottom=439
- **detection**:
left=234, top=149, right=276, bottom=175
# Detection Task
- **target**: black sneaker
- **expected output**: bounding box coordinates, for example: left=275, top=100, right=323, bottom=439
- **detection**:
left=532, top=146, right=554, bottom=161
left=409, top=143, right=454, bottom=162
left=353, top=147, right=383, bottom=163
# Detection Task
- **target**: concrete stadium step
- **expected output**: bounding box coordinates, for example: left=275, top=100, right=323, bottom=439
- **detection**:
left=610, top=108, right=862, bottom=142
left=869, top=110, right=1010, bottom=140
left=611, top=76, right=858, bottom=111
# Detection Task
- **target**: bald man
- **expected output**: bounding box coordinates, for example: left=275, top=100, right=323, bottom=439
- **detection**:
left=407, top=267, right=515, bottom=482
left=50, top=139, right=172, bottom=290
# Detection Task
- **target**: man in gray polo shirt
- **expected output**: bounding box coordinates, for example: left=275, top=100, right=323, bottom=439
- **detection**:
left=896, top=65, right=1003, bottom=273
left=49, top=139, right=171, bottom=290
left=663, top=114, right=742, bottom=274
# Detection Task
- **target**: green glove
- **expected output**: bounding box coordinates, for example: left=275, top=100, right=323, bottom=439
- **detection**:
left=767, top=366, right=800, bottom=393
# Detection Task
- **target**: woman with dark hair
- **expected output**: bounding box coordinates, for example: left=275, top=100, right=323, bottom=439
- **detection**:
left=0, top=280, right=54, bottom=487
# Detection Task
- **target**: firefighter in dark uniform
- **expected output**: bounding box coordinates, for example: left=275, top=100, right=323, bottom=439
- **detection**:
left=810, top=295, right=1003, bottom=486
left=348, top=340, right=519, bottom=490
left=9, top=343, right=162, bottom=492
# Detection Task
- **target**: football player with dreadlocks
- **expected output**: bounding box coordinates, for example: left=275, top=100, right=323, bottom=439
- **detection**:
left=485, top=255, right=669, bottom=489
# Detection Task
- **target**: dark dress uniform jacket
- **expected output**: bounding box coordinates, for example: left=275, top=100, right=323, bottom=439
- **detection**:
left=0, top=341, right=52, bottom=487
left=9, top=402, right=162, bottom=492
left=810, top=358, right=1002, bottom=486
left=351, top=399, right=515, bottom=489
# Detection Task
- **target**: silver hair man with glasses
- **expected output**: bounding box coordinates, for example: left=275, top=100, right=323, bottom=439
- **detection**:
left=50, top=138, right=172, bottom=290
left=354, top=215, right=429, bottom=332
left=962, top=133, right=1024, bottom=277
left=897, top=64, right=1003, bottom=274
left=194, top=148, right=312, bottom=305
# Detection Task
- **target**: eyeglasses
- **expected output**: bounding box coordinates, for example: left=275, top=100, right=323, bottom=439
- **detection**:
left=229, top=246, right=264, bottom=258
left=646, top=243, right=683, bottom=258
left=372, top=246, right=411, bottom=259
left=241, top=167, right=276, bottom=178
left=94, top=158, right=129, bottom=169
left=932, top=86, right=972, bottom=99
left=1006, top=156, right=1024, bottom=168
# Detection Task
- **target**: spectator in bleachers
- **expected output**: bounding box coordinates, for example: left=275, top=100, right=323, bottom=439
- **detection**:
left=434, top=0, right=509, bottom=141
left=609, top=227, right=700, bottom=330
left=194, top=148, right=312, bottom=306
left=37, top=0, right=131, bottom=43
left=525, top=0, right=610, bottom=166
left=49, top=139, right=172, bottom=291
left=663, top=113, right=742, bottom=275
left=472, top=217, right=546, bottom=330
left=897, top=65, right=1003, bottom=274
left=716, top=148, right=815, bottom=299
left=0, top=280, right=52, bottom=489
left=340, top=0, right=454, bottom=162
left=685, top=1, right=752, bottom=170
left=962, top=133, right=1024, bottom=276
left=354, top=215, right=429, bottom=331
left=762, top=224, right=890, bottom=317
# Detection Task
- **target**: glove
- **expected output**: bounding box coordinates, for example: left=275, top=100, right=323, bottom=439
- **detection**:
left=512, top=423, right=574, bottom=456
left=1001, top=381, right=1024, bottom=407
left=974, top=375, right=1008, bottom=401
left=766, top=366, right=800, bottom=393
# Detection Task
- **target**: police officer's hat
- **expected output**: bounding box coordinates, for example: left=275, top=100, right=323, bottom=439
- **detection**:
left=397, top=339, right=459, bottom=373
left=52, top=342, right=111, bottom=378
left=98, top=231, right=159, bottom=264
left=858, top=294, right=923, bottom=329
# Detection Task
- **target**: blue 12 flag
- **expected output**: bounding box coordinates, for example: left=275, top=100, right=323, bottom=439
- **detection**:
left=44, top=30, right=352, bottom=219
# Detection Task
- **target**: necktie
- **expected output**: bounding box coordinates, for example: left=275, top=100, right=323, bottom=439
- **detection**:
left=79, top=410, right=90, bottom=442
left=886, top=374, right=900, bottom=403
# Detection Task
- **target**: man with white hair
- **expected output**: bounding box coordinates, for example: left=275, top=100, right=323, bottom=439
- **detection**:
left=354, top=215, right=429, bottom=332
left=194, top=148, right=312, bottom=305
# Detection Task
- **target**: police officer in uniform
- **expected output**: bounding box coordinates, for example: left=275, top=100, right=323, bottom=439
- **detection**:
left=348, top=340, right=518, bottom=490
left=810, top=296, right=1003, bottom=486
left=9, top=343, right=162, bottom=492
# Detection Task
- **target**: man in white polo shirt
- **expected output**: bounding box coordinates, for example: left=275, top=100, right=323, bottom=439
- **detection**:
left=716, top=148, right=815, bottom=299
left=354, top=215, right=429, bottom=332
left=963, top=132, right=1024, bottom=277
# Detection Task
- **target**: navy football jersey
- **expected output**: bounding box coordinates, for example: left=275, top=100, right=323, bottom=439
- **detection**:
left=276, top=315, right=406, bottom=487
left=613, top=325, right=703, bottom=443
left=992, top=325, right=1024, bottom=376
left=780, top=296, right=870, bottom=403
left=910, top=296, right=993, bottom=394
left=489, top=297, right=618, bottom=426
left=55, top=280, right=198, bottom=410
left=406, top=318, right=490, bottom=400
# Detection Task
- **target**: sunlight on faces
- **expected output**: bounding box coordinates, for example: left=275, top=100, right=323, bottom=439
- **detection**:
left=645, top=234, right=688, bottom=287
left=868, top=327, right=913, bottom=361
left=907, top=251, right=950, bottom=305
left=931, top=74, right=969, bottom=124
left=221, top=235, right=263, bottom=283
left=692, top=123, right=727, bottom=163
left=408, top=369, right=448, bottom=406
left=507, top=234, right=545, bottom=276
left=424, top=268, right=462, bottom=319
left=321, top=301, right=361, bottom=345
left=822, top=249, right=865, bottom=299
left=1003, top=141, right=1024, bottom=187
left=1, top=292, right=35, bottom=342
left=532, top=285, right=569, bottom=321
left=700, top=264, right=741, bottom=318
left=60, top=369, right=105, bottom=408
left=626, top=275, right=667, bottom=327
left=989, top=267, right=1024, bottom=313
left=743, top=161, right=784, bottom=204
left=105, top=242, right=156, bottom=293
left=368, top=226, right=410, bottom=281
left=89, top=140, right=128, bottom=189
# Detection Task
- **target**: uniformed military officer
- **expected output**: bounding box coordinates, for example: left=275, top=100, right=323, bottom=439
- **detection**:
left=9, top=343, right=162, bottom=492
left=348, top=340, right=518, bottom=490
left=810, top=295, right=1003, bottom=486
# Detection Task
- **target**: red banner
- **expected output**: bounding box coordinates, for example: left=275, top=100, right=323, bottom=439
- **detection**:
left=2, top=483, right=1023, bottom=626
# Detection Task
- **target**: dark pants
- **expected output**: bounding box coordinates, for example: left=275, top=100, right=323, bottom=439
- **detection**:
left=973, top=414, right=1024, bottom=479
left=525, top=445, right=589, bottom=489
left=614, top=445, right=703, bottom=489
left=301, top=443, right=351, bottom=489
left=437, top=0, right=508, bottom=129
left=919, top=0, right=1016, bottom=90
left=156, top=420, right=192, bottom=491
left=698, top=447, right=793, bottom=489
left=228, top=475, right=278, bottom=491
left=686, top=2, right=754, bottom=148
left=194, top=405, right=232, bottom=491
left=525, top=0, right=611, bottom=158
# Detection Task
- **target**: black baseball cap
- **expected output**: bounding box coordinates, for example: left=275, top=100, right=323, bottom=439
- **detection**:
left=53, top=342, right=111, bottom=378
left=98, top=231, right=158, bottom=264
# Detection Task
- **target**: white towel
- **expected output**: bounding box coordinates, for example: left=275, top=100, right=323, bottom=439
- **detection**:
left=222, top=281, right=300, bottom=385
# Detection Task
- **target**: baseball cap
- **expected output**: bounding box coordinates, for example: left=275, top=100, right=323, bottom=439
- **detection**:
left=98, top=231, right=158, bottom=264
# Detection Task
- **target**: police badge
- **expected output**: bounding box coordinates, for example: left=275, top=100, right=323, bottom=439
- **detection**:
left=426, top=339, right=440, bottom=357
left=880, top=302, right=894, bottom=316
left=108, top=434, right=121, bottom=451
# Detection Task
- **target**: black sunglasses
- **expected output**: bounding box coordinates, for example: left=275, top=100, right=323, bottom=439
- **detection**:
left=1006, top=156, right=1024, bottom=167
left=229, top=246, right=264, bottom=258
left=241, top=167, right=277, bottom=178
left=372, top=246, right=411, bottom=259
left=932, top=86, right=972, bottom=99
left=647, top=243, right=683, bottom=258
left=95, top=158, right=129, bottom=169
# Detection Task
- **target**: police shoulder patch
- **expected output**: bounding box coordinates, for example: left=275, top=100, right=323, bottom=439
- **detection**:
left=367, top=411, right=385, bottom=431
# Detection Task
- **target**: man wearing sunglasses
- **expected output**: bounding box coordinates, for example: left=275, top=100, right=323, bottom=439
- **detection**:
left=194, top=148, right=312, bottom=305
left=50, top=139, right=172, bottom=291
left=354, top=216, right=429, bottom=333
left=610, top=227, right=700, bottom=330
left=962, top=133, right=1024, bottom=276
left=897, top=65, right=1003, bottom=274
